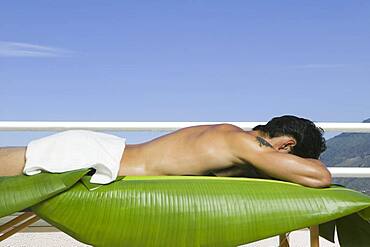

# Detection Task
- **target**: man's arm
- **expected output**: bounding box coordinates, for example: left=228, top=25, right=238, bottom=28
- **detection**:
left=226, top=131, right=332, bottom=188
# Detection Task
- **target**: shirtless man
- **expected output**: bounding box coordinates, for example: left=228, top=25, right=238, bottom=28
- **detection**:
left=0, top=115, right=331, bottom=188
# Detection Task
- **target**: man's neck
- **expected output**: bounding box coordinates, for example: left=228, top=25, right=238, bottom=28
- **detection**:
left=245, top=130, right=274, bottom=147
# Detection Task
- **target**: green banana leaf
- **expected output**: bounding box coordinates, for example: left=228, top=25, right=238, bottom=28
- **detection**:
left=1, top=170, right=370, bottom=246
left=27, top=174, right=370, bottom=247
left=0, top=169, right=90, bottom=218
left=319, top=210, right=370, bottom=246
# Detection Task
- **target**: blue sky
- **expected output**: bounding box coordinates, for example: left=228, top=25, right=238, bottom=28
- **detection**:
left=0, top=1, right=369, bottom=145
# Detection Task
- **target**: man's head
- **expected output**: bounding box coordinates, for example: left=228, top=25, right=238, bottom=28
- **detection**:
left=252, top=115, right=326, bottom=159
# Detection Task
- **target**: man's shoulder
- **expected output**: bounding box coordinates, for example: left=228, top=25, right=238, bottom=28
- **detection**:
left=210, top=123, right=245, bottom=132
left=210, top=124, right=256, bottom=139
left=196, top=123, right=256, bottom=145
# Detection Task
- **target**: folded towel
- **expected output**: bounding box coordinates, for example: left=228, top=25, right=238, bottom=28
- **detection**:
left=23, top=130, right=126, bottom=184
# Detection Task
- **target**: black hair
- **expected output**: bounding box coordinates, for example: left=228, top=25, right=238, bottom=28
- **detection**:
left=252, top=115, right=326, bottom=159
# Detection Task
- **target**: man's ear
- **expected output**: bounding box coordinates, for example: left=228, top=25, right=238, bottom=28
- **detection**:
left=277, top=138, right=296, bottom=153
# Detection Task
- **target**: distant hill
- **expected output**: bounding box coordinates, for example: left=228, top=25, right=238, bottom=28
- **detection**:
left=320, top=118, right=370, bottom=195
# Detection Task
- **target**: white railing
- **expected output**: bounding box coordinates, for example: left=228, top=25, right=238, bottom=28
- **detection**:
left=1, top=121, right=370, bottom=132
left=1, top=121, right=370, bottom=178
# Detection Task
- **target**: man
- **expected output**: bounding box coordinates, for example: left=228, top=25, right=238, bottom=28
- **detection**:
left=0, top=115, right=331, bottom=188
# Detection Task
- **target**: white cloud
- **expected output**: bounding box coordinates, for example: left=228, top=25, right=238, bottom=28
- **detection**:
left=0, top=41, right=72, bottom=57
left=291, top=64, right=346, bottom=69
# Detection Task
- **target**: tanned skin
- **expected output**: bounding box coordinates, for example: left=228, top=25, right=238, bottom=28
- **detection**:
left=0, top=124, right=332, bottom=188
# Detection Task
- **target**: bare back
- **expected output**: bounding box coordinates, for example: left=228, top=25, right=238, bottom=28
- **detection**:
left=120, top=124, right=263, bottom=177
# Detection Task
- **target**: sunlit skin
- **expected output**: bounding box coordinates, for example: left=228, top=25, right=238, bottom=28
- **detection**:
left=0, top=124, right=332, bottom=188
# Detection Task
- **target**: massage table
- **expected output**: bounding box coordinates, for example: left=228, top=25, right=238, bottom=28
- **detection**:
left=1, top=169, right=369, bottom=246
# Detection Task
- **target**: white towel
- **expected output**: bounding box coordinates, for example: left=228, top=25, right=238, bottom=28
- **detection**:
left=23, top=130, right=126, bottom=184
